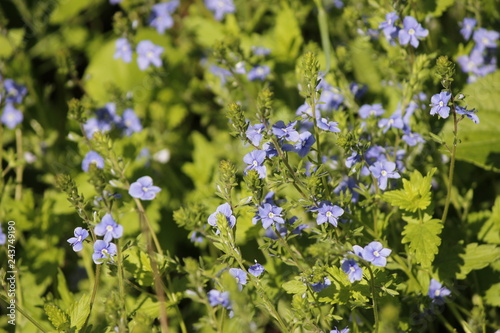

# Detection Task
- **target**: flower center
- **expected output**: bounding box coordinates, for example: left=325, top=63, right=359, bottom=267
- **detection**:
left=370, top=109, right=376, bottom=116
left=147, top=51, right=154, bottom=58
left=106, top=225, right=114, bottom=232
left=435, top=289, right=441, bottom=297
left=326, top=211, right=332, bottom=217
left=253, top=160, right=258, bottom=167
left=408, top=28, right=415, bottom=35
left=101, top=249, right=109, bottom=256
left=381, top=170, right=387, bottom=177
left=388, top=119, right=394, bottom=125
left=142, top=186, right=149, bottom=192
left=350, top=266, right=356, bottom=273
left=439, top=101, right=444, bottom=107
left=77, top=235, right=82, bottom=242
left=373, top=250, right=380, bottom=257
left=268, top=212, right=275, bottom=218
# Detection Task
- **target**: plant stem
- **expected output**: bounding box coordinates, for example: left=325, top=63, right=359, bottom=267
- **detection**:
left=117, top=239, right=128, bottom=332
left=441, top=107, right=458, bottom=224
left=15, top=128, right=23, bottom=200
left=366, top=265, right=379, bottom=333
left=0, top=295, right=50, bottom=332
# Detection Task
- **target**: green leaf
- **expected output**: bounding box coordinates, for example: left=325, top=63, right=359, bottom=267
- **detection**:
left=350, top=38, right=382, bottom=93
left=456, top=243, right=500, bottom=279
left=123, top=247, right=154, bottom=287
left=384, top=168, right=435, bottom=212
left=50, top=0, right=101, bottom=24
left=430, top=0, right=455, bottom=17
left=478, top=196, right=500, bottom=244
left=272, top=3, right=303, bottom=62
left=402, top=214, right=443, bottom=268
left=69, top=294, right=91, bottom=330
left=440, top=70, right=500, bottom=172
left=56, top=268, right=74, bottom=309
left=44, top=303, right=69, bottom=330
left=0, top=29, right=25, bottom=58
left=484, top=283, right=500, bottom=306
left=282, top=280, right=307, bottom=294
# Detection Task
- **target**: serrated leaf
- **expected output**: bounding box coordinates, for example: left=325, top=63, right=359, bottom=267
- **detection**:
left=402, top=214, right=443, bottom=268
left=282, top=280, right=307, bottom=294
left=456, top=243, right=500, bottom=279
left=69, top=294, right=90, bottom=330
left=44, top=303, right=69, bottom=330
left=484, top=283, right=500, bottom=306
left=440, top=70, right=500, bottom=172
left=478, top=196, right=500, bottom=244
left=123, top=247, right=154, bottom=287
left=384, top=169, right=435, bottom=212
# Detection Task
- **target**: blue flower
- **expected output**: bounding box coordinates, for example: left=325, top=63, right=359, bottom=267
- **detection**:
left=315, top=201, right=344, bottom=226
left=263, top=141, right=278, bottom=158
left=341, top=258, right=363, bottom=282
left=253, top=203, right=284, bottom=229
left=456, top=106, right=479, bottom=124
left=1, top=103, right=23, bottom=129
left=310, top=277, right=331, bottom=292
left=114, top=38, right=133, bottom=63
left=317, top=82, right=344, bottom=111
left=473, top=28, right=499, bottom=51
left=204, top=0, right=235, bottom=21
left=251, top=46, right=271, bottom=56
left=0, top=224, right=6, bottom=245
left=208, top=203, right=236, bottom=230
left=249, top=262, right=265, bottom=277
left=284, top=131, right=316, bottom=158
left=358, top=103, right=385, bottom=119
left=247, top=65, right=270, bottom=81
left=149, top=1, right=179, bottom=34
left=243, top=150, right=267, bottom=178
left=429, top=92, right=451, bottom=118
left=95, top=213, right=123, bottom=243
left=330, top=327, right=349, bottom=333
left=369, top=161, right=400, bottom=190
left=378, top=113, right=404, bottom=133
left=92, top=240, right=117, bottom=264
left=67, top=227, right=89, bottom=252
left=349, top=82, right=367, bottom=99
left=379, top=11, right=399, bottom=43
left=428, top=279, right=451, bottom=302
left=208, top=289, right=231, bottom=308
left=109, top=0, right=122, bottom=4
left=83, top=103, right=120, bottom=138
left=402, top=128, right=425, bottom=146
left=361, top=241, right=392, bottom=267
left=460, top=18, right=476, bottom=41
left=246, top=123, right=265, bottom=146
left=3, top=79, right=27, bottom=104
left=272, top=121, right=300, bottom=142
left=129, top=176, right=162, bottom=200
left=398, top=16, right=428, bottom=48
left=190, top=231, right=204, bottom=244
left=121, top=108, right=143, bottom=136
left=136, top=40, right=164, bottom=70
left=317, top=118, right=340, bottom=132
left=209, top=65, right=233, bottom=85
left=229, top=268, right=247, bottom=288
left=82, top=151, right=105, bottom=172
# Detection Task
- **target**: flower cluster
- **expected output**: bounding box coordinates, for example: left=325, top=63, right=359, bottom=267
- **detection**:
left=341, top=242, right=392, bottom=283
left=457, top=18, right=499, bottom=82
left=379, top=13, right=429, bottom=48
left=83, top=103, right=142, bottom=138
left=1, top=78, right=26, bottom=129
left=114, top=39, right=164, bottom=71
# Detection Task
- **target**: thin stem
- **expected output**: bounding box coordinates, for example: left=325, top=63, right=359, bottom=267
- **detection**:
left=15, top=128, right=23, bottom=201
left=134, top=198, right=163, bottom=254
left=366, top=265, right=379, bottom=333
left=0, top=296, right=49, bottom=332
left=441, top=107, right=458, bottom=224
left=117, top=239, right=128, bottom=332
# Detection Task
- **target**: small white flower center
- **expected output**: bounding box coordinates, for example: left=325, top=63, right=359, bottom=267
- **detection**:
left=142, top=186, right=149, bottom=192
left=326, top=211, right=332, bottom=217
left=350, top=266, right=356, bottom=273
left=388, top=119, right=394, bottom=125
left=408, top=28, right=415, bottom=35
left=482, top=37, right=489, bottom=44
left=373, top=250, right=380, bottom=257
left=381, top=170, right=388, bottom=177
left=106, top=225, right=114, bottom=232
left=370, top=109, right=376, bottom=115
left=147, top=51, right=154, bottom=58
left=439, top=101, right=444, bottom=107
left=101, top=249, right=109, bottom=255
left=77, top=235, right=82, bottom=242
left=253, top=160, right=258, bottom=167
left=435, top=289, right=441, bottom=297
left=268, top=212, right=275, bottom=218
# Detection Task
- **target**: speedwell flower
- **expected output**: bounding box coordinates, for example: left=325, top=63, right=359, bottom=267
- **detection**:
left=129, top=176, right=162, bottom=200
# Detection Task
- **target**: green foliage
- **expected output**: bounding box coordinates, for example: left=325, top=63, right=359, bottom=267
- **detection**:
left=44, top=303, right=69, bottom=331
left=69, top=294, right=91, bottom=331
left=457, top=243, right=500, bottom=279
left=384, top=168, right=435, bottom=213
left=402, top=214, right=443, bottom=268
